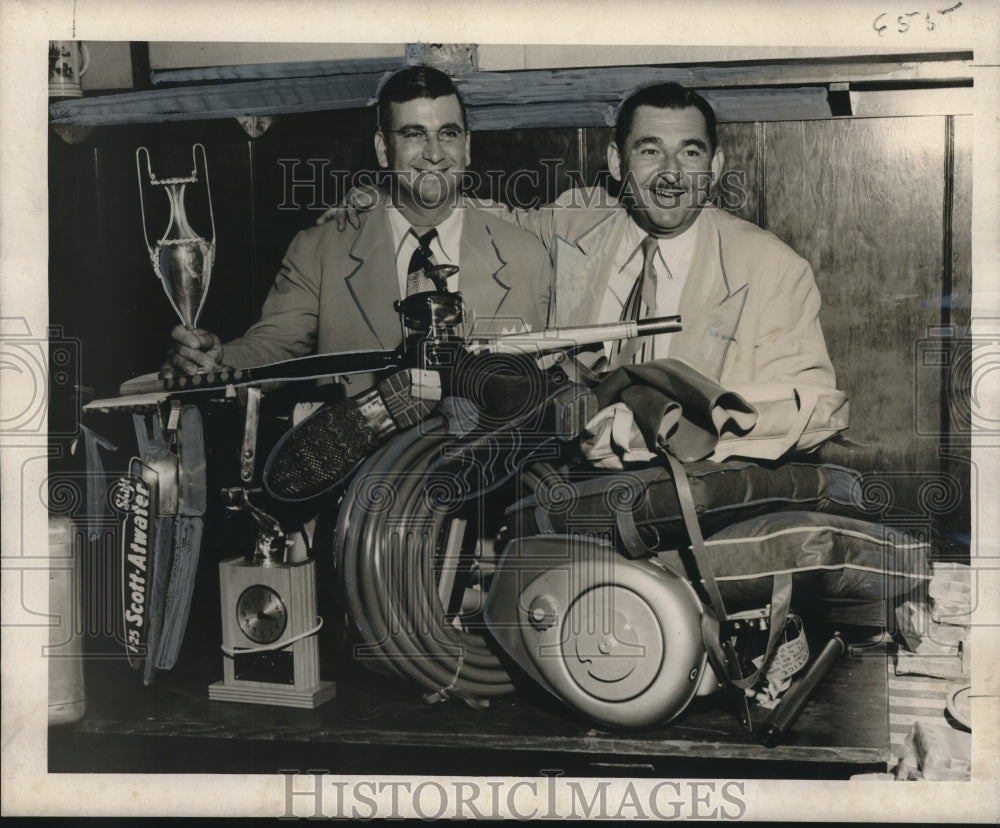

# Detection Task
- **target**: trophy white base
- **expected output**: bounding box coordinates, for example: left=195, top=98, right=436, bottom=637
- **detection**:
left=209, top=678, right=336, bottom=709
left=212, top=556, right=335, bottom=710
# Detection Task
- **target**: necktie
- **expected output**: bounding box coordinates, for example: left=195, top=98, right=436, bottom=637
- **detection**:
left=406, top=228, right=438, bottom=295
left=613, top=235, right=660, bottom=366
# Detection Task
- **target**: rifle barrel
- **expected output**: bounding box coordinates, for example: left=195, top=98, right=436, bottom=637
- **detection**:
left=469, top=315, right=682, bottom=355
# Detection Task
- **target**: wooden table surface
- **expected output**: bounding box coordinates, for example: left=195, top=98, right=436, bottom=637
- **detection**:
left=50, top=630, right=891, bottom=779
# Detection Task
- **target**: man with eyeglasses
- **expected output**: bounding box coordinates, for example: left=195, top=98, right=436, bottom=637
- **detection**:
left=163, top=65, right=552, bottom=376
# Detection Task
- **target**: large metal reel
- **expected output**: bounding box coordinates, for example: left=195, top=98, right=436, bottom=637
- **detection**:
left=332, top=417, right=517, bottom=704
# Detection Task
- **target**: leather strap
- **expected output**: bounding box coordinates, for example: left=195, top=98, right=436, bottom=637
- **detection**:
left=615, top=501, right=654, bottom=559
left=663, top=448, right=793, bottom=690
left=664, top=450, right=727, bottom=616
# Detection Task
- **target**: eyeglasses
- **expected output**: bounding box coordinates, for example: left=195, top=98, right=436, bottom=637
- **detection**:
left=388, top=127, right=466, bottom=146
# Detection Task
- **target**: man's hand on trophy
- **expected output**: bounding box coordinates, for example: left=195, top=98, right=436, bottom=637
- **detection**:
left=161, top=325, right=224, bottom=377
left=315, top=183, right=383, bottom=229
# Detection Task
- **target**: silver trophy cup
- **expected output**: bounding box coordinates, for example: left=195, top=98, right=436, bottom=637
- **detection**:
left=136, top=143, right=216, bottom=330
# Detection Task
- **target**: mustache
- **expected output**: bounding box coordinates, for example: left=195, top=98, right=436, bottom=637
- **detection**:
left=614, top=169, right=716, bottom=209
left=650, top=172, right=687, bottom=191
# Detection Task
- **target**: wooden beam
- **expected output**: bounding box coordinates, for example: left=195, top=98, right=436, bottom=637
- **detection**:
left=466, top=88, right=834, bottom=131
left=849, top=87, right=974, bottom=117
left=150, top=50, right=973, bottom=91
left=130, top=42, right=152, bottom=91
left=50, top=54, right=975, bottom=128
left=453, top=58, right=973, bottom=106
left=50, top=73, right=385, bottom=125
left=150, top=56, right=406, bottom=86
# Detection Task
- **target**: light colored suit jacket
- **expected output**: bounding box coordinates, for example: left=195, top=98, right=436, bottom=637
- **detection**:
left=221, top=200, right=552, bottom=369
left=509, top=189, right=849, bottom=459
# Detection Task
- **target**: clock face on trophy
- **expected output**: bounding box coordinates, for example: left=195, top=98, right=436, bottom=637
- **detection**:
left=209, top=555, right=335, bottom=709
left=236, top=585, right=288, bottom=644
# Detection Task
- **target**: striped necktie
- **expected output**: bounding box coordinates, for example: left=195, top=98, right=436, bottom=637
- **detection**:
left=405, top=228, right=438, bottom=295
left=612, top=235, right=660, bottom=366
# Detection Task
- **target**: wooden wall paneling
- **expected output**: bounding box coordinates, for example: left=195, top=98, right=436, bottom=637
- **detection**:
left=939, top=114, right=973, bottom=552
left=581, top=126, right=614, bottom=191
left=764, top=117, right=948, bottom=526
left=469, top=127, right=583, bottom=207
left=949, top=116, right=972, bottom=336
left=196, top=134, right=258, bottom=345
left=249, top=108, right=376, bottom=314
left=715, top=122, right=760, bottom=226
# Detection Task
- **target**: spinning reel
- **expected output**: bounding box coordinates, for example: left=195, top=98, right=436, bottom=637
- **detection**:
left=394, top=264, right=464, bottom=368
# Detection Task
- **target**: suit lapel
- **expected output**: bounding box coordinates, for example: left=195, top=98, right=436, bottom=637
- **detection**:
left=553, top=210, right=626, bottom=326
left=668, top=208, right=748, bottom=380
left=456, top=208, right=510, bottom=330
left=549, top=204, right=747, bottom=378
left=344, top=206, right=514, bottom=346
left=344, top=205, right=403, bottom=349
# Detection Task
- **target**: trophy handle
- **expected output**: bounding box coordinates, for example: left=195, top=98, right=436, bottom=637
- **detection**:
left=135, top=143, right=216, bottom=330
left=135, top=146, right=157, bottom=263
left=192, top=143, right=216, bottom=250
left=136, top=144, right=215, bottom=255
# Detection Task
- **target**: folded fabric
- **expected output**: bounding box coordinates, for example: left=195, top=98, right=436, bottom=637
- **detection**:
left=714, top=380, right=849, bottom=460
left=582, top=357, right=758, bottom=464
left=579, top=401, right=657, bottom=468
left=579, top=357, right=849, bottom=466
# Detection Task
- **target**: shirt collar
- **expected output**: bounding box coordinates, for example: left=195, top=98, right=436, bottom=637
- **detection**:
left=616, top=212, right=703, bottom=271
left=386, top=204, right=464, bottom=265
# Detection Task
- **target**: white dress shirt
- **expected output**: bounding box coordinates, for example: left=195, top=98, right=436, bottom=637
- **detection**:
left=599, top=212, right=702, bottom=358
left=386, top=205, right=465, bottom=296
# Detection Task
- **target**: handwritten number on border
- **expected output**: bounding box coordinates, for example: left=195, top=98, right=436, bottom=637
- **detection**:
left=873, top=3, right=962, bottom=36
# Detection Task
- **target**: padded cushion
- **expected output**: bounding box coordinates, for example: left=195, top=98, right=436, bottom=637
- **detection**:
left=506, top=460, right=868, bottom=558
left=660, top=510, right=932, bottom=611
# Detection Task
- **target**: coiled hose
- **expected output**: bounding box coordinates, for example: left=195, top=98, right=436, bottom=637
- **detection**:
left=333, top=417, right=516, bottom=704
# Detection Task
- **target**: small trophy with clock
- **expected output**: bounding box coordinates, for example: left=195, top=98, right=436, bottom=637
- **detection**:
left=209, top=493, right=335, bottom=708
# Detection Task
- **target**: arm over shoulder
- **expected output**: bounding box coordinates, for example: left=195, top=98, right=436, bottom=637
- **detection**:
left=468, top=187, right=616, bottom=256
left=481, top=213, right=554, bottom=330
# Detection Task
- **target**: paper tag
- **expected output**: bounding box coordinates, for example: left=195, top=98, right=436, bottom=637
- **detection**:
left=766, top=616, right=810, bottom=683
left=750, top=615, right=810, bottom=707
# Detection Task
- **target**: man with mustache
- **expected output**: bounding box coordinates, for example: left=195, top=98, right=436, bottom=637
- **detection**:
left=507, top=81, right=849, bottom=459
left=163, top=65, right=552, bottom=378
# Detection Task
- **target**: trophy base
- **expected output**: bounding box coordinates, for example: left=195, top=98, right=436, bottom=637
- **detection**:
left=209, top=678, right=336, bottom=709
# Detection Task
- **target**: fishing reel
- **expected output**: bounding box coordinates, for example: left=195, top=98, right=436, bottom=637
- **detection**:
left=393, top=264, right=465, bottom=368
